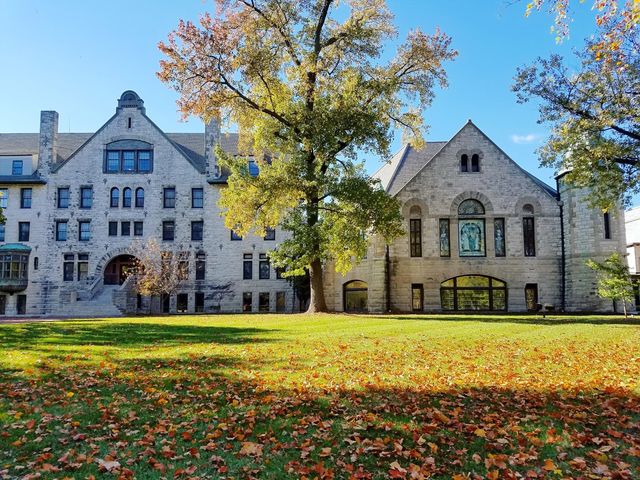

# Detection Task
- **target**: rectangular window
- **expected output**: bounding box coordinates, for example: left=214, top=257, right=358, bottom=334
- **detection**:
left=0, top=225, right=4, bottom=242
left=411, top=284, right=424, bottom=312
left=259, top=292, right=270, bottom=312
left=161, top=294, right=170, bottom=313
left=57, top=187, right=70, bottom=208
left=63, top=260, right=74, bottom=281
left=604, top=212, right=611, bottom=239
left=106, top=151, right=120, bottom=172
left=523, top=217, right=535, bottom=257
left=78, top=220, right=91, bottom=241
left=409, top=219, right=422, bottom=257
left=176, top=293, right=188, bottom=313
left=80, top=186, right=92, bottom=209
left=12, top=160, right=23, bottom=176
left=494, top=218, right=506, bottom=257
left=243, top=253, right=253, bottom=280
left=195, top=292, right=205, bottom=313
left=20, top=188, right=32, bottom=209
left=138, top=151, right=152, bottom=172
left=108, top=221, right=118, bottom=236
left=77, top=260, right=88, bottom=281
left=0, top=295, right=5, bottom=315
left=525, top=283, right=538, bottom=311
left=259, top=253, right=270, bottom=279
left=276, top=291, right=286, bottom=312
left=248, top=159, right=259, bottom=177
left=16, top=295, right=26, bottom=315
left=243, top=292, right=252, bottom=312
left=191, top=188, right=204, bottom=208
left=231, top=229, right=242, bottom=241
left=196, top=253, right=206, bottom=280
left=163, top=187, right=176, bottom=208
left=0, top=188, right=7, bottom=208
left=439, top=219, right=450, bottom=257
left=264, top=227, right=276, bottom=241
left=121, top=221, right=131, bottom=236
left=18, top=222, right=30, bottom=242
left=122, top=151, right=135, bottom=172
left=162, top=220, right=175, bottom=241
left=56, top=221, right=68, bottom=241
left=134, top=221, right=143, bottom=236
left=191, top=220, right=204, bottom=241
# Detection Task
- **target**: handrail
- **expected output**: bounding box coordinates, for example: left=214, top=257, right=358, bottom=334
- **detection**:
left=88, top=276, right=103, bottom=299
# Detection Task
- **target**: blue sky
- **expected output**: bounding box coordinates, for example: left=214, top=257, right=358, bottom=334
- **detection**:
left=0, top=0, right=598, bottom=189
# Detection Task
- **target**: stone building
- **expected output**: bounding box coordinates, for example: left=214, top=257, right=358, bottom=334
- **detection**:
left=322, top=121, right=627, bottom=313
left=0, top=91, right=295, bottom=316
left=0, top=92, right=627, bottom=316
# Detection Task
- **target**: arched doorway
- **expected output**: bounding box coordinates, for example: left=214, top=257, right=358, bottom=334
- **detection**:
left=344, top=280, right=368, bottom=313
left=440, top=275, right=507, bottom=311
left=104, top=255, right=137, bottom=285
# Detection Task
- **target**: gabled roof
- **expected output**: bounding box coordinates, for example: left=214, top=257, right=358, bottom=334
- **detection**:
left=374, top=121, right=557, bottom=199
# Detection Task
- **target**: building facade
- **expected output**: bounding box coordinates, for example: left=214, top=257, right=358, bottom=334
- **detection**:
left=322, top=121, right=627, bottom=313
left=0, top=92, right=627, bottom=316
left=0, top=91, right=295, bottom=316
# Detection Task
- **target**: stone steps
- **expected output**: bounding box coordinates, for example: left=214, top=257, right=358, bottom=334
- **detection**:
left=46, top=285, right=123, bottom=318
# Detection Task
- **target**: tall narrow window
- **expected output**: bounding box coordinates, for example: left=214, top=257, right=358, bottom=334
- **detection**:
left=523, top=217, right=535, bottom=257
left=458, top=199, right=486, bottom=257
left=409, top=219, right=422, bottom=257
left=0, top=189, right=7, bottom=208
left=20, top=188, right=32, bottom=209
left=259, top=292, right=270, bottom=312
left=80, top=187, right=92, bottom=209
left=134, top=221, right=143, bottom=236
left=122, top=151, right=135, bottom=172
left=163, top=187, right=176, bottom=208
left=121, top=221, right=131, bottom=236
left=138, top=151, right=152, bottom=172
left=78, top=221, right=91, bottom=241
left=12, top=160, right=23, bottom=176
left=63, top=254, right=74, bottom=281
left=494, top=218, right=505, bottom=257
left=195, top=252, right=206, bottom=280
left=243, top=253, right=253, bottom=280
left=110, top=187, right=119, bottom=207
left=191, top=188, right=204, bottom=208
left=248, top=159, right=259, bottom=177
left=439, top=219, right=450, bottom=257
left=460, top=154, right=468, bottom=172
left=122, top=188, right=132, bottom=208
left=135, top=188, right=144, bottom=208
left=243, top=292, right=253, bottom=312
left=471, top=154, right=480, bottom=172
left=77, top=254, right=89, bottom=281
left=195, top=292, right=205, bottom=312
left=259, top=253, right=270, bottom=279
left=18, top=222, right=30, bottom=242
left=0, top=225, right=5, bottom=242
left=276, top=292, right=286, bottom=312
left=604, top=212, right=611, bottom=239
left=106, top=151, right=120, bottom=172
left=57, top=187, right=69, bottom=208
left=191, top=220, right=204, bottom=241
left=108, top=221, right=118, bottom=236
left=411, top=284, right=424, bottom=312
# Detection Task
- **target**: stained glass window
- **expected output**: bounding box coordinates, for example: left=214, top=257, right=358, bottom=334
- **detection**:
left=439, top=219, right=450, bottom=257
left=494, top=218, right=505, bottom=257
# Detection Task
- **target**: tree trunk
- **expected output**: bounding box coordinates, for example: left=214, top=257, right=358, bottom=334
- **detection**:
left=307, top=258, right=328, bottom=313
left=623, top=299, right=628, bottom=318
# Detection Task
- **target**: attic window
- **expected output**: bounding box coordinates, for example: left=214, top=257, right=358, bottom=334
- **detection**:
left=127, top=117, right=132, bottom=129
left=460, top=154, right=468, bottom=172
left=471, top=154, right=480, bottom=172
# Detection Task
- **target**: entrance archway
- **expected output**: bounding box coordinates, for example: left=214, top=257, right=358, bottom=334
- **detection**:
left=104, top=255, right=137, bottom=285
left=344, top=280, right=368, bottom=313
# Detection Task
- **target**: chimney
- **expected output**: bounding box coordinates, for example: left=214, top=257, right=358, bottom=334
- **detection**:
left=204, top=117, right=221, bottom=180
left=38, top=111, right=58, bottom=178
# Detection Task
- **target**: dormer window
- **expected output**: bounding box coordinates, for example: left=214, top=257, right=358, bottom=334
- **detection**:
left=104, top=140, right=153, bottom=173
left=12, top=160, right=23, bottom=176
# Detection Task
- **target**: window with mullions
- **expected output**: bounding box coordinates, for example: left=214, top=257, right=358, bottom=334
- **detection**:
left=18, top=222, right=30, bottom=242
left=20, top=188, right=32, bottom=209
left=162, top=220, right=175, bottom=241
left=409, top=219, right=422, bottom=257
left=163, top=187, right=176, bottom=208
left=440, top=275, right=507, bottom=311
left=57, top=187, right=69, bottom=208
left=191, top=220, right=203, bottom=241
left=134, top=221, right=143, bottom=236
left=458, top=199, right=485, bottom=257
left=523, top=217, right=535, bottom=257
left=0, top=253, right=29, bottom=281
left=264, top=227, right=276, bottom=241
left=110, top=187, right=119, bottom=207
left=192, top=188, right=203, bottom=208
left=259, top=253, right=270, bottom=279
left=0, top=189, right=7, bottom=208
left=12, top=160, right=23, bottom=176
left=78, top=220, right=91, bottom=241
left=135, top=188, right=144, bottom=208
left=123, top=188, right=132, bottom=208
left=195, top=252, right=206, bottom=280
left=0, top=225, right=5, bottom=242
left=243, top=253, right=253, bottom=279
left=56, top=221, right=68, bottom=241
left=105, top=149, right=153, bottom=173
left=80, top=186, right=92, bottom=209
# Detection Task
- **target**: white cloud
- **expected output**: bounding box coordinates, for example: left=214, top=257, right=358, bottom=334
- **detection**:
left=511, top=133, right=541, bottom=144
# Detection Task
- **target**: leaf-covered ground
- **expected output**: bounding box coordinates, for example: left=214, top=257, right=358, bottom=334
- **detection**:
left=0, top=314, right=639, bottom=479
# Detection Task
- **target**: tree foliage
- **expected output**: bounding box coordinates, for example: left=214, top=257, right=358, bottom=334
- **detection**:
left=129, top=239, right=190, bottom=298
left=587, top=252, right=635, bottom=316
left=513, top=26, right=639, bottom=209
left=158, top=0, right=456, bottom=311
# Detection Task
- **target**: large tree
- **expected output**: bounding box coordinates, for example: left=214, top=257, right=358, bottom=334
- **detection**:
left=587, top=253, right=635, bottom=317
left=158, top=0, right=456, bottom=312
left=513, top=24, right=639, bottom=209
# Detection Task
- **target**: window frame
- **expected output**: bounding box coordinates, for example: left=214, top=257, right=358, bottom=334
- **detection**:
left=78, top=220, right=91, bottom=241
left=264, top=227, right=276, bottom=241
left=12, top=160, right=23, bottom=176
left=191, top=188, right=204, bottom=208
left=523, top=216, right=536, bottom=257
left=121, top=221, right=131, bottom=236
left=162, top=220, right=175, bottom=241
left=163, top=187, right=176, bottom=208
left=110, top=187, right=120, bottom=208
left=122, top=187, right=132, bottom=208
left=18, top=222, right=30, bottom=242
left=259, top=253, right=270, bottom=279
left=108, top=221, right=118, bottom=237
left=191, top=220, right=204, bottom=242
left=104, top=149, right=154, bottom=173
left=57, top=187, right=69, bottom=208
left=20, top=188, right=32, bottom=209
left=55, top=220, right=68, bottom=241
left=134, top=221, right=143, bottom=236
left=0, top=188, right=7, bottom=209
left=79, top=186, right=93, bottom=209
left=243, top=253, right=253, bottom=280
left=409, top=218, right=422, bottom=257
left=135, top=188, right=144, bottom=208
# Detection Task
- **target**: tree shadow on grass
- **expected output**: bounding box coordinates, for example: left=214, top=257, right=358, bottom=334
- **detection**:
left=0, top=320, right=279, bottom=350
left=367, top=313, right=640, bottom=326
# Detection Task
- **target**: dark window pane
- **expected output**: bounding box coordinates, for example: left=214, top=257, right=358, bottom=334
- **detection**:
left=231, top=230, right=242, bottom=241
left=121, top=221, right=131, bottom=236
left=163, top=187, right=176, bottom=208
left=162, top=221, right=175, bottom=241
left=411, top=284, right=423, bottom=311
left=20, top=188, right=32, bottom=208
left=110, top=187, right=119, bottom=207
left=259, top=292, right=269, bottom=312
left=439, top=219, right=450, bottom=257
left=191, top=221, right=203, bottom=241
left=523, top=217, right=535, bottom=256
left=243, top=292, right=252, bottom=312
left=471, top=154, right=480, bottom=172
left=135, top=188, right=144, bottom=207
left=57, top=188, right=69, bottom=208
left=243, top=259, right=252, bottom=279
left=63, top=262, right=74, bottom=281
left=77, top=262, right=88, bottom=281
left=264, top=227, right=275, bottom=241
left=458, top=199, right=484, bottom=215
left=16, top=295, right=26, bottom=315
left=18, top=222, right=30, bottom=241
left=195, top=292, right=205, bottom=312
left=195, top=260, right=205, bottom=280
left=460, top=154, right=468, bottom=172
left=108, top=221, right=118, bottom=236
left=259, top=260, right=270, bottom=279
left=409, top=219, right=421, bottom=257
left=122, top=188, right=132, bottom=208
left=177, top=293, right=188, bottom=313
left=494, top=218, right=505, bottom=257
left=604, top=212, right=611, bottom=239
left=134, top=221, right=143, bottom=236
left=276, top=292, right=286, bottom=312
left=0, top=225, right=4, bottom=242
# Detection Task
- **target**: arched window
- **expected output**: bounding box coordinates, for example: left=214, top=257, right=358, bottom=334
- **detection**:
left=123, top=188, right=132, bottom=208
left=409, top=205, right=422, bottom=257
left=135, top=188, right=144, bottom=208
left=460, top=154, right=469, bottom=172
left=522, top=204, right=534, bottom=215
left=458, top=199, right=485, bottom=256
left=471, top=154, right=480, bottom=172
left=440, top=275, right=507, bottom=311
left=110, top=187, right=119, bottom=208
left=344, top=280, right=368, bottom=313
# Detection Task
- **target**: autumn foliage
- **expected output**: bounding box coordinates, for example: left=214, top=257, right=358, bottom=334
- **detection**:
left=1, top=314, right=639, bottom=478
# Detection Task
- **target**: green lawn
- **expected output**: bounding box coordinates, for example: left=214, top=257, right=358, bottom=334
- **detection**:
left=1, top=314, right=639, bottom=479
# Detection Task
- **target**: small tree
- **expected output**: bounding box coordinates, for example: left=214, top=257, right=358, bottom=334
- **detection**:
left=129, top=239, right=190, bottom=311
left=586, top=253, right=635, bottom=317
